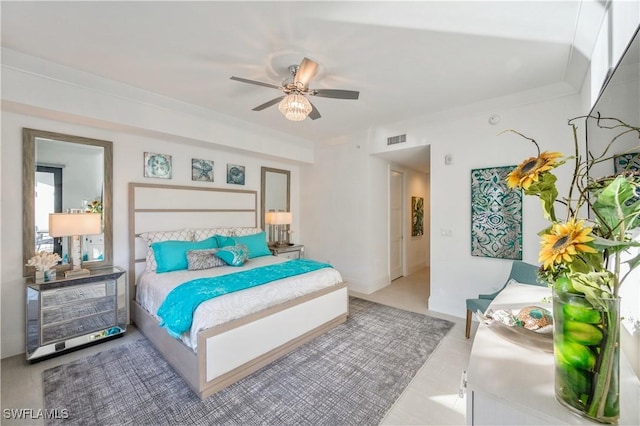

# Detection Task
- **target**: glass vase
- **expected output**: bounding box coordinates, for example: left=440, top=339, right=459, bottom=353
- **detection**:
left=553, top=288, right=620, bottom=424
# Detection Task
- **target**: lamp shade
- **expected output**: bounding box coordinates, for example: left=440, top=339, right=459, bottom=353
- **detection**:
left=278, top=94, right=312, bottom=121
left=49, top=213, right=102, bottom=237
left=265, top=211, right=292, bottom=225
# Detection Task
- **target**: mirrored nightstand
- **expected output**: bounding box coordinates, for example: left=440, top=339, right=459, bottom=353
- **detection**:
left=270, top=244, right=304, bottom=260
left=26, top=266, right=127, bottom=362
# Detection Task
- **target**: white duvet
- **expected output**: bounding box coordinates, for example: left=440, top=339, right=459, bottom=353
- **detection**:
left=136, top=255, right=344, bottom=352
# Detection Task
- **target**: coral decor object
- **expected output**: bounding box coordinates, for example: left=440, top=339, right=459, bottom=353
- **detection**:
left=26, top=251, right=62, bottom=271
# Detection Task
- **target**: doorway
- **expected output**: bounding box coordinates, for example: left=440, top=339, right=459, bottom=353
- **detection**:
left=35, top=165, right=62, bottom=255
left=389, top=169, right=404, bottom=281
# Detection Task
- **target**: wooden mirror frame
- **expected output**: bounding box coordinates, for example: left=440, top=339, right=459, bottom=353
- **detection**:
left=22, top=128, right=114, bottom=277
left=260, top=166, right=291, bottom=234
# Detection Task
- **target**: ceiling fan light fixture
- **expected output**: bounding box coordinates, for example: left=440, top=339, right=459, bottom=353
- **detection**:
left=278, top=93, right=312, bottom=121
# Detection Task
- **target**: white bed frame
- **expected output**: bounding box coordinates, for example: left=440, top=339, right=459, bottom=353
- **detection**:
left=128, top=182, right=348, bottom=399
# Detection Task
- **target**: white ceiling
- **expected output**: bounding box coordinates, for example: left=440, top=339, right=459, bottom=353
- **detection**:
left=1, top=1, right=606, bottom=173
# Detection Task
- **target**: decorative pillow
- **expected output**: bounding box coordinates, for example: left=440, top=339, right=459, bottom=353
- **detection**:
left=231, top=227, right=262, bottom=237
left=139, top=229, right=194, bottom=271
left=215, top=234, right=236, bottom=248
left=216, top=244, right=249, bottom=267
left=190, top=227, right=234, bottom=242
left=186, top=248, right=226, bottom=271
left=151, top=237, right=218, bottom=273
left=231, top=231, right=271, bottom=258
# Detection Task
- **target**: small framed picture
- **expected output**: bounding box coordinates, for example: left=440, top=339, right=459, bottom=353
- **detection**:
left=227, top=164, right=245, bottom=185
left=144, top=152, right=172, bottom=179
left=192, top=158, right=214, bottom=182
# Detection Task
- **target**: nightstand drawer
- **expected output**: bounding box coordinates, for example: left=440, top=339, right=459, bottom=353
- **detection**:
left=270, top=244, right=304, bottom=259
left=277, top=250, right=301, bottom=260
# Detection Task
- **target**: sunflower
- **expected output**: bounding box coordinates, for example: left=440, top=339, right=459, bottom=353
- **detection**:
left=538, top=219, right=597, bottom=269
left=86, top=200, right=102, bottom=213
left=506, top=151, right=563, bottom=190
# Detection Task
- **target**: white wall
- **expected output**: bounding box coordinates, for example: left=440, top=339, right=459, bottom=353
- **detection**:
left=302, top=93, right=582, bottom=303
left=299, top=134, right=374, bottom=292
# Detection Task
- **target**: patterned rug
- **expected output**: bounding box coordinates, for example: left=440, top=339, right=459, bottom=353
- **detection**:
left=43, top=298, right=453, bottom=426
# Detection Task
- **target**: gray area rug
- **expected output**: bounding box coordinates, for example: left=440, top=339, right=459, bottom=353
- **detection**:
left=43, top=297, right=453, bottom=426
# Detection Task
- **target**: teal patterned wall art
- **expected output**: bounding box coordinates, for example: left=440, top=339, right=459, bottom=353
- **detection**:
left=613, top=152, right=640, bottom=173
left=614, top=153, right=640, bottom=222
left=471, top=166, right=522, bottom=259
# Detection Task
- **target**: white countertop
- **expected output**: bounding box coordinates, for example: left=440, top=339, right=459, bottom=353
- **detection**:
left=466, top=282, right=640, bottom=425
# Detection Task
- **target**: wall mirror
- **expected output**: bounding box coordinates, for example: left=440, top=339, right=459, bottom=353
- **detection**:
left=23, top=128, right=113, bottom=277
left=260, top=167, right=290, bottom=244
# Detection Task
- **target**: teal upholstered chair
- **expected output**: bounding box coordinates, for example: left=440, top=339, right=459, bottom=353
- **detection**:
left=465, top=260, right=542, bottom=338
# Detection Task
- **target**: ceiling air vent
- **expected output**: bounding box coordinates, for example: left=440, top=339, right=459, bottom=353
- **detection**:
left=387, top=134, right=407, bottom=146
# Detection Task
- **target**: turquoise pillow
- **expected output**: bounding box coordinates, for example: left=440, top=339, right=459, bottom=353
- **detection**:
left=215, top=234, right=235, bottom=248
left=151, top=237, right=218, bottom=273
left=232, top=232, right=272, bottom=258
left=216, top=244, right=249, bottom=266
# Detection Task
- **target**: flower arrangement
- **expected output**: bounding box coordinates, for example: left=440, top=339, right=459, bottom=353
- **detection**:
left=505, top=116, right=640, bottom=293
left=26, top=251, right=62, bottom=271
left=86, top=198, right=103, bottom=214
left=504, top=115, right=640, bottom=423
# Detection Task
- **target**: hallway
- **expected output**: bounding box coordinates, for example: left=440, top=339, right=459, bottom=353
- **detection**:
left=350, top=267, right=431, bottom=314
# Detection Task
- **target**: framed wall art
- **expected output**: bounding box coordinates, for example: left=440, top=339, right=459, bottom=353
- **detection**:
left=144, top=152, right=172, bottom=179
left=227, top=164, right=245, bottom=185
left=411, top=196, right=424, bottom=236
left=613, top=152, right=640, bottom=173
left=192, top=158, right=214, bottom=182
left=614, top=153, right=640, bottom=222
left=471, top=166, right=522, bottom=259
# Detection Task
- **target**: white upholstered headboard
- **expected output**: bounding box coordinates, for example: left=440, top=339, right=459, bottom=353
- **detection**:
left=128, top=182, right=258, bottom=296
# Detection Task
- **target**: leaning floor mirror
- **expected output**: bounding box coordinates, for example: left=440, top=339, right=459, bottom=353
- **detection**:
left=261, top=166, right=291, bottom=245
left=22, top=128, right=113, bottom=277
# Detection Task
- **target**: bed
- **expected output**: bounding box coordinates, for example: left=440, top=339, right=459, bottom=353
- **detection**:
left=128, top=182, right=348, bottom=399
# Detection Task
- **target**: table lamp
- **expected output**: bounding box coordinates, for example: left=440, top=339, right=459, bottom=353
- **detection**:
left=49, top=212, right=102, bottom=278
left=265, top=211, right=292, bottom=246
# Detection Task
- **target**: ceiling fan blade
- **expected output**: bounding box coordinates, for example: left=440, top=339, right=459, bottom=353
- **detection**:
left=308, top=101, right=321, bottom=120
left=312, top=89, right=359, bottom=100
left=294, top=57, right=318, bottom=88
left=252, top=96, right=284, bottom=111
left=230, top=76, right=281, bottom=90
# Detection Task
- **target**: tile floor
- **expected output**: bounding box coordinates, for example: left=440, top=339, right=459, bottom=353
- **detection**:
left=351, top=268, right=474, bottom=425
left=1, top=267, right=474, bottom=425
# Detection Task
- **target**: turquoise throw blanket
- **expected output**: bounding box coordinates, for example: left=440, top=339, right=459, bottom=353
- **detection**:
left=157, top=259, right=332, bottom=338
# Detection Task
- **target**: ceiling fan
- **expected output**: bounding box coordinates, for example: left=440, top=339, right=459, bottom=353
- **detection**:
left=230, top=57, right=359, bottom=121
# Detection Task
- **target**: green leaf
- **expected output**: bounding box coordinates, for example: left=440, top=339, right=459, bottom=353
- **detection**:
left=593, top=176, right=640, bottom=235
left=526, top=172, right=558, bottom=221
left=592, top=235, right=640, bottom=254
left=569, top=272, right=615, bottom=306
left=623, top=252, right=640, bottom=271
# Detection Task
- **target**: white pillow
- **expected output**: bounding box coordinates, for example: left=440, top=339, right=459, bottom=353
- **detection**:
left=230, top=227, right=262, bottom=237
left=139, top=229, right=194, bottom=271
left=190, top=227, right=234, bottom=242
